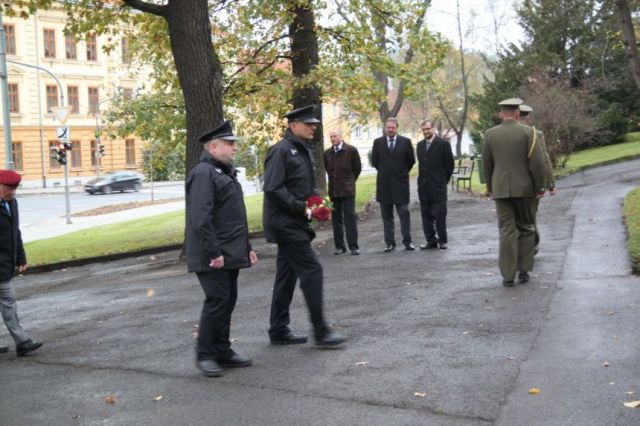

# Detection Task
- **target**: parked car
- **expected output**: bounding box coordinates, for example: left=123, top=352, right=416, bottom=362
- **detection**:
left=85, top=171, right=143, bottom=195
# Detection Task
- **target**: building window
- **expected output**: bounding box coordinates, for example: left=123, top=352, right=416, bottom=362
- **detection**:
left=65, top=35, right=77, bottom=59
left=90, top=140, right=97, bottom=167
left=12, top=142, right=23, bottom=171
left=44, top=29, right=56, bottom=58
left=4, top=24, right=16, bottom=55
left=8, top=83, right=19, bottom=113
left=88, top=87, right=99, bottom=114
left=71, top=140, right=81, bottom=168
left=121, top=37, right=130, bottom=64
left=49, top=141, right=60, bottom=169
left=86, top=33, right=97, bottom=61
left=46, top=85, right=58, bottom=112
left=67, top=86, right=79, bottom=113
left=125, top=139, right=136, bottom=166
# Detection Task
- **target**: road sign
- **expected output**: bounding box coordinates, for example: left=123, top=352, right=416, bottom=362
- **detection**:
left=56, top=126, right=70, bottom=141
left=51, top=105, right=73, bottom=124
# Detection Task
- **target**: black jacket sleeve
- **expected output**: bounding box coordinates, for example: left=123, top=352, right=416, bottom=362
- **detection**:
left=263, top=147, right=306, bottom=215
left=187, top=168, right=221, bottom=260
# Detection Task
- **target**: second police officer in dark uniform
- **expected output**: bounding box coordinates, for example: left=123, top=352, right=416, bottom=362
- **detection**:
left=263, top=105, right=346, bottom=347
left=186, top=120, right=258, bottom=377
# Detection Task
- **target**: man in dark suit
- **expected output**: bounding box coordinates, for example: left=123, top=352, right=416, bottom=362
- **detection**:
left=323, top=129, right=362, bottom=255
left=186, top=121, right=258, bottom=377
left=0, top=170, right=43, bottom=356
left=371, top=117, right=416, bottom=252
left=416, top=120, right=454, bottom=250
left=263, top=105, right=346, bottom=348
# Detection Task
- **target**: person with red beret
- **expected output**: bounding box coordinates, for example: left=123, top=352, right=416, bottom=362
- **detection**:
left=0, top=169, right=43, bottom=356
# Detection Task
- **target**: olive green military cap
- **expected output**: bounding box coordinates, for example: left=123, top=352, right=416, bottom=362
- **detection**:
left=519, top=104, right=533, bottom=114
left=498, top=97, right=523, bottom=110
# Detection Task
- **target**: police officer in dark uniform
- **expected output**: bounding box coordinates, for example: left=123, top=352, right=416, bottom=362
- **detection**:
left=186, top=120, right=258, bottom=377
left=263, top=105, right=346, bottom=347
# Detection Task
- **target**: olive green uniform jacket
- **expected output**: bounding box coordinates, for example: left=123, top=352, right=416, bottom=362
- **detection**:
left=482, top=119, right=547, bottom=198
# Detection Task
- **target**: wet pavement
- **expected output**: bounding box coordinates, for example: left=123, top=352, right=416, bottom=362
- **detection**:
left=1, top=159, right=639, bottom=425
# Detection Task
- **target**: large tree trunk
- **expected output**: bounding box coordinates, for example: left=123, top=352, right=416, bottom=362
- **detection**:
left=124, top=0, right=224, bottom=175
left=289, top=0, right=326, bottom=192
left=614, top=0, right=640, bottom=92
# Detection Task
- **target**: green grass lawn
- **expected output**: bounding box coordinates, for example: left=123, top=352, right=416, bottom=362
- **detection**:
left=25, top=176, right=378, bottom=266
left=623, top=187, right=640, bottom=274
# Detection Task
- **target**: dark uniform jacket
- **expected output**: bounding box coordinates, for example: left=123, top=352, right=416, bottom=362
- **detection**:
left=0, top=198, right=26, bottom=282
left=263, top=129, right=316, bottom=243
left=371, top=134, right=415, bottom=204
left=323, top=142, right=362, bottom=199
left=416, top=135, right=455, bottom=202
left=482, top=119, right=546, bottom=199
left=185, top=151, right=252, bottom=272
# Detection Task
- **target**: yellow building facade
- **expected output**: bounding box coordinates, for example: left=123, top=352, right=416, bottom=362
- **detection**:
left=0, top=7, right=147, bottom=188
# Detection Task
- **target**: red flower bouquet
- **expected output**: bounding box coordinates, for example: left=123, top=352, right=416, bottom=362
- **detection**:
left=306, top=195, right=333, bottom=225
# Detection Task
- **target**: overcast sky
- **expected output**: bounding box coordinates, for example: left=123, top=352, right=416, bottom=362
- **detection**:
left=426, top=0, right=525, bottom=54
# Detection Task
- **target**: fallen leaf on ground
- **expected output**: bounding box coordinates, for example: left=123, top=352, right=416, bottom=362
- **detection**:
left=609, top=382, right=615, bottom=385
left=623, top=401, right=640, bottom=408
left=607, top=311, right=615, bottom=316
left=414, top=392, right=428, bottom=398
left=105, top=395, right=117, bottom=404
left=462, top=331, right=470, bottom=335
left=154, top=395, right=163, bottom=401
left=603, top=362, right=610, bottom=367
left=528, top=388, right=540, bottom=395
left=192, top=332, right=198, bottom=340
left=356, top=361, right=368, bottom=367
left=147, top=289, right=155, bottom=298
left=483, top=272, right=495, bottom=276
left=626, top=391, right=635, bottom=395
left=506, top=356, right=515, bottom=361
left=231, top=338, right=238, bottom=342
left=149, top=255, right=156, bottom=261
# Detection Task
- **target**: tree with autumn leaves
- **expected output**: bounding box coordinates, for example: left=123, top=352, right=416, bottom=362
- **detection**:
left=4, top=0, right=447, bottom=189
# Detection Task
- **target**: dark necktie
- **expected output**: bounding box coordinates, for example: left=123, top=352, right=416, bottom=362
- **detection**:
left=1, top=200, right=10, bottom=217
left=334, top=146, right=339, bottom=154
left=388, top=138, right=395, bottom=151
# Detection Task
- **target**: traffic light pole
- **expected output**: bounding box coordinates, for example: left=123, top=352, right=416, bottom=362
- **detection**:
left=0, top=12, right=14, bottom=170
left=63, top=161, right=71, bottom=224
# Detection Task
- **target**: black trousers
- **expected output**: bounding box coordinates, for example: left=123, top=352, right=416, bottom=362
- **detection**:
left=331, top=196, right=358, bottom=251
left=420, top=200, right=448, bottom=244
left=196, top=269, right=239, bottom=361
left=269, top=240, right=329, bottom=339
left=379, top=203, right=411, bottom=246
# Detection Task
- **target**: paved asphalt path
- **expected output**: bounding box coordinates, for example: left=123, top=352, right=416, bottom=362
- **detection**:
left=1, top=160, right=639, bottom=425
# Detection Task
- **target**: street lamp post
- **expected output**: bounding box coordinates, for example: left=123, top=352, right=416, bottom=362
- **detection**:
left=5, top=59, right=71, bottom=224
left=0, top=11, right=14, bottom=170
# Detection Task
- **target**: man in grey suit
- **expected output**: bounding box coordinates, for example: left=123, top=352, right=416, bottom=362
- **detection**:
left=371, top=117, right=416, bottom=252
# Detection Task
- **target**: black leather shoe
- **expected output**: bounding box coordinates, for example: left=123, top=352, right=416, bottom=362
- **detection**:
left=420, top=242, right=438, bottom=250
left=384, top=244, right=396, bottom=253
left=351, top=249, right=360, bottom=255
left=404, top=243, right=415, bottom=251
left=439, top=243, right=448, bottom=250
left=518, top=271, right=530, bottom=283
left=218, top=353, right=252, bottom=368
left=0, top=346, right=9, bottom=354
left=503, top=280, right=515, bottom=287
left=334, top=247, right=346, bottom=255
left=534, top=246, right=539, bottom=256
left=16, top=339, right=43, bottom=356
left=197, top=359, right=224, bottom=377
left=316, top=331, right=346, bottom=347
left=269, top=331, right=308, bottom=345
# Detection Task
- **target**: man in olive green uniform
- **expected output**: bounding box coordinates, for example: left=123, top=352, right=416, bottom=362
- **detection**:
left=519, top=104, right=556, bottom=254
left=482, top=98, right=547, bottom=286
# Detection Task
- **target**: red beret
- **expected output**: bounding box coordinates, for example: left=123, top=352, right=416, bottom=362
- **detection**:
left=0, top=169, right=21, bottom=187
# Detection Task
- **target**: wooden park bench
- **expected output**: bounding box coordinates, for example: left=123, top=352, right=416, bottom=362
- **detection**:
left=451, top=156, right=475, bottom=192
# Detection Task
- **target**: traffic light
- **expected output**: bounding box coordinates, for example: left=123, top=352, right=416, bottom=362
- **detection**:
left=63, top=141, right=72, bottom=151
left=99, top=144, right=106, bottom=156
left=57, top=142, right=67, bottom=165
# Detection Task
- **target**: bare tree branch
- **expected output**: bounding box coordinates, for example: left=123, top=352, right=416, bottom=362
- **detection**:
left=122, top=0, right=168, bottom=17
